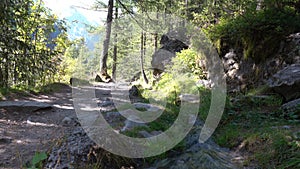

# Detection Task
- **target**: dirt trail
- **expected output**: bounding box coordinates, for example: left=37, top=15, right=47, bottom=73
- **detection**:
left=0, top=84, right=76, bottom=168
left=0, top=83, right=247, bottom=169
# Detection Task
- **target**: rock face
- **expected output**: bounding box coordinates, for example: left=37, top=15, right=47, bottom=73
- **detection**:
left=221, top=32, right=300, bottom=93
left=223, top=50, right=239, bottom=79
left=151, top=34, right=188, bottom=75
left=267, top=64, right=300, bottom=102
left=280, top=33, right=300, bottom=64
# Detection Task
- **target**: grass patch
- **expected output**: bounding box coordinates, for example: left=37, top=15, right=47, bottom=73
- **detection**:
left=214, top=94, right=300, bottom=168
left=120, top=91, right=187, bottom=164
left=135, top=70, right=299, bottom=168
left=79, top=149, right=136, bottom=169
left=25, top=152, right=48, bottom=169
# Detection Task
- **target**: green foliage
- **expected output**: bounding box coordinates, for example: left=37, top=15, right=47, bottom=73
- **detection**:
left=208, top=2, right=300, bottom=62
left=26, top=152, right=47, bottom=169
left=0, top=0, right=69, bottom=88
left=143, top=49, right=204, bottom=104
left=55, top=54, right=77, bottom=83
left=169, top=49, right=206, bottom=79
left=215, top=93, right=300, bottom=168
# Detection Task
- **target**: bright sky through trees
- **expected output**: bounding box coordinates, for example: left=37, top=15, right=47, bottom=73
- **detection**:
left=43, top=0, right=107, bottom=25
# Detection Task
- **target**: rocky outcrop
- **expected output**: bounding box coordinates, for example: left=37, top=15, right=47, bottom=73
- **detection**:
left=280, top=33, right=300, bottom=64
left=281, top=98, right=300, bottom=117
left=0, top=101, right=52, bottom=112
left=145, top=120, right=241, bottom=169
left=222, top=32, right=300, bottom=93
left=267, top=64, right=300, bottom=102
left=151, top=34, right=188, bottom=75
left=46, top=127, right=96, bottom=169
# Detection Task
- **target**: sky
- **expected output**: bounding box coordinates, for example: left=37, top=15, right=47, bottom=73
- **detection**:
left=43, top=0, right=107, bottom=25
left=43, top=0, right=108, bottom=41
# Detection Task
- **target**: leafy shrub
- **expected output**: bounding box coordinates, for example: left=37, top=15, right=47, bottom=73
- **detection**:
left=209, top=6, right=300, bottom=62
left=168, top=49, right=206, bottom=79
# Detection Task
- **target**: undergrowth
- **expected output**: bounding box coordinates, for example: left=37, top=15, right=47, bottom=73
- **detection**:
left=215, top=94, right=300, bottom=168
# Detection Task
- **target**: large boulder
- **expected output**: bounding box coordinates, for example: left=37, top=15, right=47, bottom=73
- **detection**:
left=267, top=64, right=300, bottom=102
left=151, top=34, right=188, bottom=75
left=280, top=33, right=300, bottom=64
left=281, top=98, right=300, bottom=118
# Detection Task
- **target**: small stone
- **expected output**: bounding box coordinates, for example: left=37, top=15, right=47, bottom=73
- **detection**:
left=282, top=125, right=291, bottom=129
left=98, top=100, right=114, bottom=107
left=267, top=64, right=300, bottom=102
left=129, top=85, right=139, bottom=97
left=139, top=131, right=152, bottom=138
left=150, top=131, right=162, bottom=136
left=62, top=117, right=72, bottom=126
left=177, top=160, right=185, bottom=164
left=121, top=115, right=147, bottom=132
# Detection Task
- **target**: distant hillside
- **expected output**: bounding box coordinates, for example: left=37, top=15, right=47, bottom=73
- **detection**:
left=65, top=9, right=101, bottom=50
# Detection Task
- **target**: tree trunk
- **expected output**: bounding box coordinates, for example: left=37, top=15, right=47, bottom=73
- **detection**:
left=143, top=32, right=146, bottom=56
left=100, top=0, right=114, bottom=79
left=3, top=54, right=9, bottom=88
left=0, top=65, right=3, bottom=88
left=185, top=0, right=188, bottom=22
left=140, top=31, right=148, bottom=84
left=112, top=1, right=118, bottom=81
left=154, top=11, right=159, bottom=51
left=154, top=33, right=158, bottom=51
left=13, top=60, right=17, bottom=85
left=256, top=0, right=263, bottom=10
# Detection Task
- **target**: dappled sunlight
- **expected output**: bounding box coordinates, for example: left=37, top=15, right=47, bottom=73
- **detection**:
left=0, top=0, right=298, bottom=167
left=53, top=104, right=74, bottom=110
left=0, top=115, right=63, bottom=167
left=25, top=120, right=58, bottom=127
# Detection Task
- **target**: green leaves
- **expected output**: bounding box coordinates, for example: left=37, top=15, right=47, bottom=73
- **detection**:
left=208, top=1, right=300, bottom=62
left=27, top=152, right=47, bottom=169
left=0, top=0, right=69, bottom=88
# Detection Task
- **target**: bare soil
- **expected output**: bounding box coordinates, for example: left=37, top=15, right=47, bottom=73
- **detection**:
left=0, top=84, right=76, bottom=169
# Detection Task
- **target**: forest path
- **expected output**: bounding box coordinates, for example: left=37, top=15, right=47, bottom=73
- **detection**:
left=0, top=84, right=77, bottom=168
left=0, top=82, right=245, bottom=169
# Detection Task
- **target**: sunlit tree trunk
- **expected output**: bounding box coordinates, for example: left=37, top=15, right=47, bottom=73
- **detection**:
left=140, top=31, right=148, bottom=84
left=154, top=33, right=158, bottom=51
left=154, top=11, right=159, bottom=51
left=3, top=54, right=8, bottom=88
left=112, top=1, right=118, bottom=81
left=256, top=0, right=263, bottom=10
left=100, top=0, right=114, bottom=79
